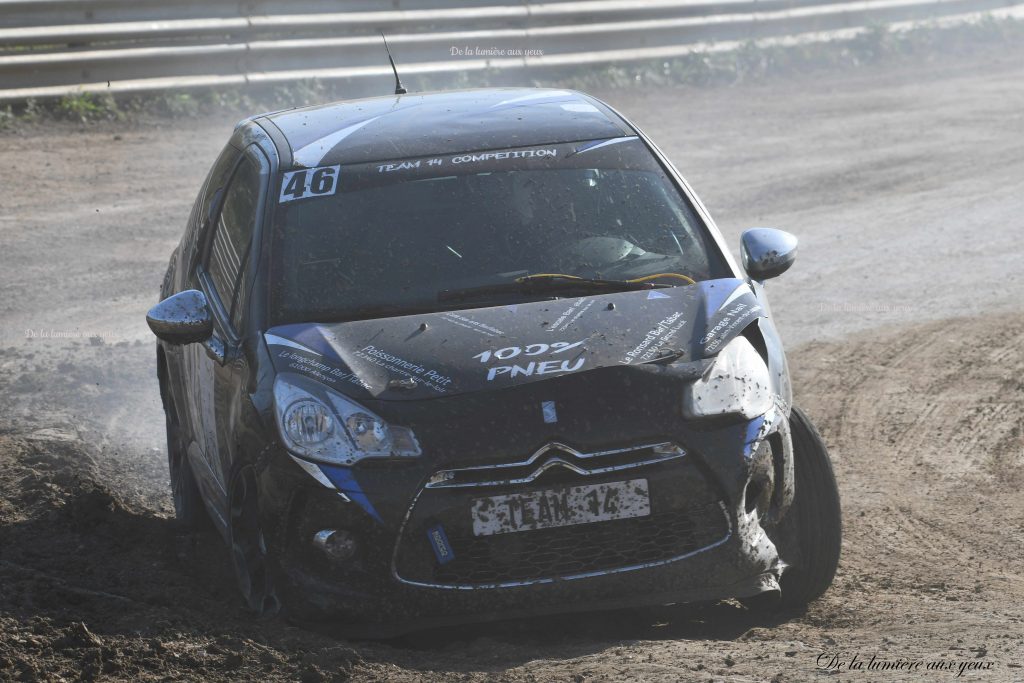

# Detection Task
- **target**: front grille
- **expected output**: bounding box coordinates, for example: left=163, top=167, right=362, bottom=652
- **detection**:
left=434, top=501, right=726, bottom=585
left=425, top=441, right=685, bottom=489
left=393, top=452, right=730, bottom=587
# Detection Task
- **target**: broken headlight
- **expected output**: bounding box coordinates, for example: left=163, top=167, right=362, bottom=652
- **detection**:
left=274, top=373, right=421, bottom=465
left=683, top=336, right=773, bottom=420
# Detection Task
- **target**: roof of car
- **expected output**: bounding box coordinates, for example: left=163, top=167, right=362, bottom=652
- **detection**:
left=256, top=87, right=633, bottom=169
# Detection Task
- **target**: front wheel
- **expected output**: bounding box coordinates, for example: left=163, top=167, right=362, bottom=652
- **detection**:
left=775, top=406, right=842, bottom=606
left=228, top=464, right=281, bottom=616
left=165, top=395, right=205, bottom=530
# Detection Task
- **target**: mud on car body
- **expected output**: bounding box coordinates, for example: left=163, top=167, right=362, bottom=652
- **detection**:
left=147, top=88, right=841, bottom=634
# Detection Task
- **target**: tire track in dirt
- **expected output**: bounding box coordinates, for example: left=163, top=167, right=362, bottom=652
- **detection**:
left=790, top=313, right=1024, bottom=665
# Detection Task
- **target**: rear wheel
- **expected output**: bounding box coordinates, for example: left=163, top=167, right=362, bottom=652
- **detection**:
left=774, top=406, right=842, bottom=606
left=165, top=394, right=205, bottom=529
left=228, top=465, right=281, bottom=616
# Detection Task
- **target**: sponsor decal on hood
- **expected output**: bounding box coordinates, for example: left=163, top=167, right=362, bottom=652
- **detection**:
left=264, top=278, right=763, bottom=401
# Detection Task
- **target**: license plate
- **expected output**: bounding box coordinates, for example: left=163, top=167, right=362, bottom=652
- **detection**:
left=470, top=478, right=650, bottom=537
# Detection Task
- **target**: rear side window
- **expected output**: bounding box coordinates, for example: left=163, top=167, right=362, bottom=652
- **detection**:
left=206, top=156, right=260, bottom=329
left=182, top=144, right=238, bottom=274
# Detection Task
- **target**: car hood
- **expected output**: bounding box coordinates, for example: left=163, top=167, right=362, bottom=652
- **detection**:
left=264, top=278, right=764, bottom=401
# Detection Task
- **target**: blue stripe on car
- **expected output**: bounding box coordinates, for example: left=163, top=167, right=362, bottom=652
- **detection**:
left=317, top=464, right=383, bottom=523
left=744, top=415, right=767, bottom=459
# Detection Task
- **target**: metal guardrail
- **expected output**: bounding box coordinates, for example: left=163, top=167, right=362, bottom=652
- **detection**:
left=0, top=0, right=1020, bottom=102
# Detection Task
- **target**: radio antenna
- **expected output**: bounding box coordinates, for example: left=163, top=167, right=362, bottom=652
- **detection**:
left=381, top=33, right=407, bottom=95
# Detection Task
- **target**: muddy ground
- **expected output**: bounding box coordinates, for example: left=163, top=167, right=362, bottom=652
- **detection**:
left=1, top=43, right=1022, bottom=681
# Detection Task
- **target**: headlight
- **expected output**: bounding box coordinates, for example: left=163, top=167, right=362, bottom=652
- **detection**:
left=274, top=373, right=421, bottom=465
left=283, top=400, right=334, bottom=446
left=683, top=336, right=773, bottom=420
left=344, top=412, right=391, bottom=454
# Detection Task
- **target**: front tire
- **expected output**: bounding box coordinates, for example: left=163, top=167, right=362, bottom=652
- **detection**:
left=228, top=464, right=281, bottom=616
left=165, top=395, right=205, bottom=530
left=775, top=406, right=842, bottom=606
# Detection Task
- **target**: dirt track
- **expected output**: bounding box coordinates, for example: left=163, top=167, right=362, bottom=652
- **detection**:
left=1, top=44, right=1023, bottom=681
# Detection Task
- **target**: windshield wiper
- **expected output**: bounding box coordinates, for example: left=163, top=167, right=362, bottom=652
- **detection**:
left=438, top=273, right=672, bottom=303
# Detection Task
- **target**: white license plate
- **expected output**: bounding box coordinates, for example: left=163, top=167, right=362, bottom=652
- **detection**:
left=470, top=478, right=650, bottom=537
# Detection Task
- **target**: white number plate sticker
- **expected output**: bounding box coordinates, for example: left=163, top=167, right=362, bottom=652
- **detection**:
left=279, top=164, right=340, bottom=203
left=470, top=478, right=650, bottom=537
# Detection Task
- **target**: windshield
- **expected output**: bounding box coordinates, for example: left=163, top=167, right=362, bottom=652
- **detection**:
left=269, top=138, right=730, bottom=324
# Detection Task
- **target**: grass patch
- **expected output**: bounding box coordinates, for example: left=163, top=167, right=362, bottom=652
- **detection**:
left=56, top=92, right=121, bottom=122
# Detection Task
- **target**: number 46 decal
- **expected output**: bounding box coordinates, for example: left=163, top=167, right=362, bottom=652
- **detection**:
left=279, top=165, right=340, bottom=203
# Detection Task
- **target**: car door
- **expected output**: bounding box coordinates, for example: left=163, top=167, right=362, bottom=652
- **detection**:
left=168, top=144, right=238, bottom=516
left=184, top=145, right=269, bottom=528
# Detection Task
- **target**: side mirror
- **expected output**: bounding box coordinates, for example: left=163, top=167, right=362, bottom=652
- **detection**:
left=740, top=228, right=798, bottom=281
left=146, top=290, right=213, bottom=345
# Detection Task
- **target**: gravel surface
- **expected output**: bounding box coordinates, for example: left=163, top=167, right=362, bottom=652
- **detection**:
left=1, top=44, right=1022, bottom=681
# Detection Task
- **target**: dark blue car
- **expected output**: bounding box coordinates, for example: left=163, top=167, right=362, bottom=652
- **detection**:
left=147, top=88, right=841, bottom=634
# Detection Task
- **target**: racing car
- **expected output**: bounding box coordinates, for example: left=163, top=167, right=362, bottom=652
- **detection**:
left=146, top=87, right=841, bottom=633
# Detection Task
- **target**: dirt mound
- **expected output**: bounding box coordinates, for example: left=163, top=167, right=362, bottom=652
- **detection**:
left=1, top=312, right=1021, bottom=681
left=0, top=430, right=367, bottom=682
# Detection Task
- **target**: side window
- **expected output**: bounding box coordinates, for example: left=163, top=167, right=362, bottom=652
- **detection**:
left=204, top=155, right=261, bottom=331
left=183, top=144, right=239, bottom=273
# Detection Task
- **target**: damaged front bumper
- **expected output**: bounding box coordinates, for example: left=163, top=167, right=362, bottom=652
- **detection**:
left=261, top=405, right=794, bottom=635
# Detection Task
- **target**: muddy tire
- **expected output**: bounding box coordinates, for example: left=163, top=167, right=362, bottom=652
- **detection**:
left=227, top=464, right=281, bottom=616
left=776, top=406, right=842, bottom=606
left=165, top=396, right=205, bottom=530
